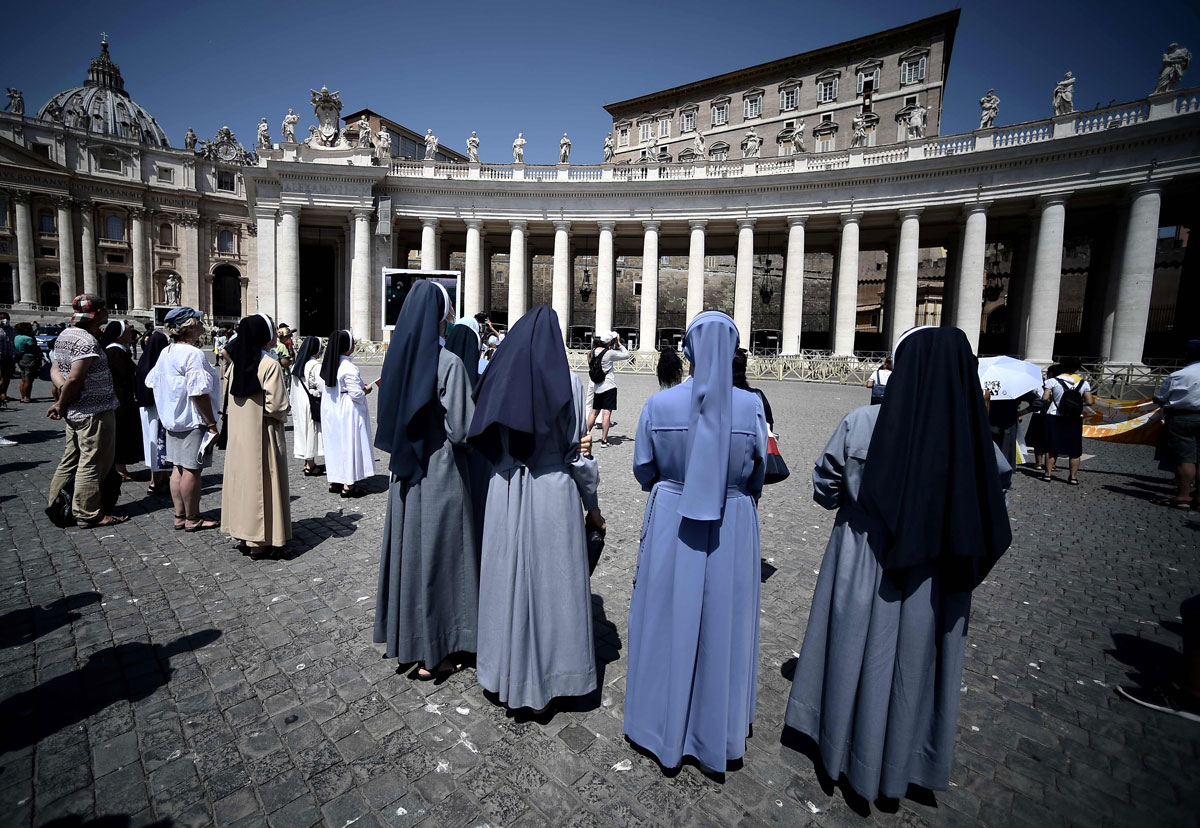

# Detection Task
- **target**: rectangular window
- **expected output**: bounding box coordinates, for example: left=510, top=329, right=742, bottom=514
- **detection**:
left=818, top=135, right=834, bottom=153
left=712, top=103, right=728, bottom=126
left=658, top=117, right=671, bottom=138
left=857, top=69, right=880, bottom=95
left=634, top=282, right=643, bottom=297
left=618, top=127, right=629, bottom=147
left=901, top=57, right=927, bottom=85
left=0, top=200, right=7, bottom=228
left=660, top=255, right=670, bottom=266
left=905, top=95, right=918, bottom=107
left=639, top=122, right=651, bottom=142
left=821, top=113, right=833, bottom=123
left=779, top=143, right=794, bottom=157
left=710, top=148, right=728, bottom=161
left=400, top=137, right=419, bottom=158
left=32, top=144, right=51, bottom=159
left=681, top=111, right=696, bottom=133
left=780, top=88, right=798, bottom=111
left=817, top=78, right=838, bottom=103
left=39, top=213, right=55, bottom=235
left=744, top=96, right=761, bottom=119
left=217, top=170, right=236, bottom=192
left=98, top=155, right=121, bottom=172
left=40, top=247, right=56, bottom=258
left=156, top=165, right=174, bottom=183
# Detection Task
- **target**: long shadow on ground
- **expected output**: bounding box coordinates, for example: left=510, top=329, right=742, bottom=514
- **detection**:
left=0, top=591, right=101, bottom=648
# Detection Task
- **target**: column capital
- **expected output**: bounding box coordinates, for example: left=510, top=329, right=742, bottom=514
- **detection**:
left=54, top=195, right=74, bottom=210
left=509, top=219, right=527, bottom=231
left=786, top=215, right=808, bottom=228
left=597, top=220, right=617, bottom=232
left=553, top=220, right=571, bottom=233
left=688, top=219, right=708, bottom=231
left=253, top=205, right=278, bottom=221
left=352, top=206, right=375, bottom=221
left=130, top=206, right=147, bottom=219
left=420, top=216, right=440, bottom=230
left=279, top=204, right=302, bottom=217
left=1037, top=192, right=1071, bottom=209
left=840, top=211, right=863, bottom=227
left=962, top=201, right=992, bottom=216
left=1128, top=182, right=1163, bottom=198
left=9, top=189, right=31, bottom=204
left=736, top=217, right=756, bottom=230
left=642, top=220, right=661, bottom=233
left=897, top=207, right=923, bottom=220
left=464, top=218, right=484, bottom=231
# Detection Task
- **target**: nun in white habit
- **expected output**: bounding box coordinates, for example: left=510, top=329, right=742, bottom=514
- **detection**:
left=290, top=336, right=325, bottom=474
left=320, top=330, right=375, bottom=497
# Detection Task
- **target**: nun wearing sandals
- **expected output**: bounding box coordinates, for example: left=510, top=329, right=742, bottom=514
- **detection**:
left=319, top=330, right=375, bottom=497
left=784, top=326, right=1012, bottom=802
left=623, top=311, right=768, bottom=773
left=373, top=281, right=481, bottom=678
left=468, top=306, right=605, bottom=712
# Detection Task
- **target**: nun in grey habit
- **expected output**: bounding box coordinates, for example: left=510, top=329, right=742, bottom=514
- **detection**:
left=784, top=326, right=1012, bottom=801
left=468, top=306, right=605, bottom=711
left=372, top=280, right=480, bottom=677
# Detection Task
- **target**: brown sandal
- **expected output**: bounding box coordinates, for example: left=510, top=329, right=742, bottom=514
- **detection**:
left=76, top=514, right=129, bottom=529
left=173, top=513, right=186, bottom=530
left=184, top=517, right=219, bottom=532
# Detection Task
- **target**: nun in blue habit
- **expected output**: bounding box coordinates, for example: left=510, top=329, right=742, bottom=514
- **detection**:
left=468, top=306, right=604, bottom=711
left=624, top=311, right=768, bottom=773
left=784, top=326, right=1012, bottom=802
left=372, top=280, right=480, bottom=678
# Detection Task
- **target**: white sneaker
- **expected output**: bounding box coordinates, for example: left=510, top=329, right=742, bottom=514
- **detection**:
left=0, top=438, right=17, bottom=447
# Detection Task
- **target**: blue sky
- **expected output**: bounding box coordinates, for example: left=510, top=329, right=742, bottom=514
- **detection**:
left=3, top=0, right=1198, bottom=164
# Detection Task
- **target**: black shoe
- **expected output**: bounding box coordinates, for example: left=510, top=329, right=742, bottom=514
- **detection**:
left=329, top=483, right=342, bottom=494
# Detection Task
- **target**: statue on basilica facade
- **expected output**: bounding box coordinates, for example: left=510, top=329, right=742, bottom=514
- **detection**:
left=1155, top=43, right=1191, bottom=93
left=907, top=104, right=927, bottom=140
left=791, top=120, right=806, bottom=153
left=4, top=88, right=24, bottom=116
left=693, top=129, right=706, bottom=158
left=559, top=133, right=571, bottom=163
left=851, top=114, right=867, bottom=147
left=1053, top=72, right=1075, bottom=116
left=602, top=132, right=614, bottom=163
left=43, top=101, right=64, bottom=123
left=741, top=126, right=762, bottom=158
left=281, top=108, right=299, bottom=143
left=165, top=274, right=182, bottom=307
left=467, top=131, right=480, bottom=162
left=512, top=133, right=526, bottom=163
left=307, top=86, right=346, bottom=148
left=184, top=127, right=197, bottom=150
left=357, top=115, right=373, bottom=149
left=424, top=129, right=439, bottom=160
left=979, top=89, right=1000, bottom=129
left=257, top=117, right=271, bottom=149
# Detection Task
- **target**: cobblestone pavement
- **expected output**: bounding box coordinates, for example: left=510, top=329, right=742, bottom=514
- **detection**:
left=1, top=371, right=1198, bottom=828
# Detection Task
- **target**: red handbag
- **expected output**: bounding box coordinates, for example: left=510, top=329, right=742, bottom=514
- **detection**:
left=765, top=434, right=790, bottom=484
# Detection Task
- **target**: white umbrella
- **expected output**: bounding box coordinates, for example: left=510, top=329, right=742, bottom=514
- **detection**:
left=977, top=355, right=1043, bottom=400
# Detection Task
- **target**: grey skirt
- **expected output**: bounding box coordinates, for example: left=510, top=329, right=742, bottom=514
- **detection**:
left=165, top=427, right=212, bottom=470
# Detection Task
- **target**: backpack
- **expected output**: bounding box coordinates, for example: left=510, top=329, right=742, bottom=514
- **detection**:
left=1055, top=377, right=1085, bottom=419
left=588, top=347, right=609, bottom=384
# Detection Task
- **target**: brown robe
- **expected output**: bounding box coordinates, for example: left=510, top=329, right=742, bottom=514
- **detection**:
left=220, top=355, right=292, bottom=547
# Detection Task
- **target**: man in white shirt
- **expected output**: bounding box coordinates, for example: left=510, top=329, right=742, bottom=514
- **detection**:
left=585, top=331, right=631, bottom=447
left=1154, top=339, right=1200, bottom=509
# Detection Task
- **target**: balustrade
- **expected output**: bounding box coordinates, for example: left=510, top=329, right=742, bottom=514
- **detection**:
left=862, top=146, right=907, bottom=165
left=807, top=151, right=850, bottom=171
left=434, top=164, right=469, bottom=180
left=1074, top=102, right=1149, bottom=134
left=993, top=121, right=1053, bottom=147
left=923, top=135, right=976, bottom=157
left=480, top=165, right=513, bottom=180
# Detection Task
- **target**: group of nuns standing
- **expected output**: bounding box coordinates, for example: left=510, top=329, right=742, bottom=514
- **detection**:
left=372, top=283, right=603, bottom=709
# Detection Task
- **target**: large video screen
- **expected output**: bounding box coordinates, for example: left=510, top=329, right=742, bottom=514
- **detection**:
left=382, top=269, right=461, bottom=330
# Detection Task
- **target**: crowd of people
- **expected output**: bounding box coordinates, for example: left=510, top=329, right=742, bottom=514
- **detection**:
left=13, top=289, right=1200, bottom=800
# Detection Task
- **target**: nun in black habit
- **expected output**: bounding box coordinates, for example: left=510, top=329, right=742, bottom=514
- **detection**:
left=372, top=280, right=480, bottom=678
left=784, top=326, right=1012, bottom=802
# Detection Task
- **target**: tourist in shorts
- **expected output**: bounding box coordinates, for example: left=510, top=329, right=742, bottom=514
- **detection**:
left=1153, top=339, right=1200, bottom=509
left=585, top=330, right=631, bottom=447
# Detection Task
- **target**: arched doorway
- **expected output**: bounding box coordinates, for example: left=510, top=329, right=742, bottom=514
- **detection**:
left=212, top=265, right=241, bottom=319
left=40, top=280, right=60, bottom=309
left=0, top=263, right=13, bottom=305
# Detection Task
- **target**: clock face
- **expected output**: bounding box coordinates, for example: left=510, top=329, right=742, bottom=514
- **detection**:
left=217, top=143, right=237, bottom=162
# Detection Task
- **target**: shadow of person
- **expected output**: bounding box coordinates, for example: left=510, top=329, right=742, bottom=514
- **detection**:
left=288, top=511, right=364, bottom=557
left=40, top=816, right=172, bottom=828
left=1108, top=631, right=1182, bottom=687
left=0, top=628, right=221, bottom=753
left=0, top=591, right=102, bottom=648
left=8, top=429, right=60, bottom=445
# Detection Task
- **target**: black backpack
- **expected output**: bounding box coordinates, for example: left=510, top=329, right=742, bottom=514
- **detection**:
left=1055, top=377, right=1085, bottom=419
left=588, top=347, right=609, bottom=384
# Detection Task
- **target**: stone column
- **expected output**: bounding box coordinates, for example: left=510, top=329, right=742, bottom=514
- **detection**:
left=952, top=203, right=990, bottom=352
left=595, top=221, right=616, bottom=334
left=79, top=203, right=98, bottom=296
left=179, top=216, right=200, bottom=311
left=639, top=221, right=660, bottom=353
left=1108, top=185, right=1163, bottom=365
left=350, top=207, right=373, bottom=339
left=276, top=205, right=301, bottom=329
left=254, top=206, right=277, bottom=319
left=507, top=220, right=528, bottom=324
left=1099, top=206, right=1129, bottom=361
left=1025, top=195, right=1070, bottom=364
left=832, top=212, right=863, bottom=356
left=733, top=219, right=756, bottom=348
left=890, top=208, right=922, bottom=351
left=781, top=216, right=806, bottom=354
left=420, top=217, right=438, bottom=272
left=55, top=197, right=76, bottom=310
left=686, top=219, right=707, bottom=327
left=131, top=207, right=150, bottom=312
left=464, top=219, right=484, bottom=318
left=12, top=192, right=35, bottom=307
left=552, top=220, right=572, bottom=342
left=1017, top=219, right=1040, bottom=356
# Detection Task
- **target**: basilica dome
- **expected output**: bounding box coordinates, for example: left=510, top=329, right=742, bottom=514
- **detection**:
left=35, top=38, right=170, bottom=148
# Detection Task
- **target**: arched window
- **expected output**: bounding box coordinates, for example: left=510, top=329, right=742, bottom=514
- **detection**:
left=104, top=214, right=125, bottom=241
left=709, top=142, right=730, bottom=162
left=159, top=223, right=174, bottom=246
left=40, top=280, right=60, bottom=308
left=212, top=265, right=242, bottom=318
left=218, top=229, right=235, bottom=254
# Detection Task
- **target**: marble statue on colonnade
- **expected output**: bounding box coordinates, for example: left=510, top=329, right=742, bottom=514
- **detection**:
left=308, top=86, right=347, bottom=148
left=184, top=127, right=197, bottom=150
left=4, top=88, right=24, bottom=115
left=602, top=133, right=614, bottom=163
left=979, top=89, right=1000, bottom=129
left=512, top=133, right=526, bottom=163
left=559, top=133, right=571, bottom=163
left=424, top=129, right=438, bottom=159
left=357, top=116, right=373, bottom=149
left=791, top=120, right=805, bottom=153
left=1053, top=72, right=1075, bottom=116
left=907, top=104, right=927, bottom=140
left=467, top=131, right=480, bottom=162
left=851, top=114, right=867, bottom=147
left=281, top=108, right=299, bottom=143
left=1156, top=43, right=1191, bottom=93
left=376, top=128, right=391, bottom=160
left=741, top=126, right=762, bottom=158
left=257, top=118, right=271, bottom=149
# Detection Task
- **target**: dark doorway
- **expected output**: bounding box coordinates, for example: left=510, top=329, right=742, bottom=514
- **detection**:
left=40, top=281, right=60, bottom=309
left=300, top=244, right=337, bottom=335
left=0, top=263, right=13, bottom=304
left=212, top=265, right=241, bottom=318
left=105, top=272, right=128, bottom=312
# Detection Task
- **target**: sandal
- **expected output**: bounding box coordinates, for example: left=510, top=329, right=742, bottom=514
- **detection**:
left=184, top=517, right=219, bottom=532
left=76, top=514, right=129, bottom=528
left=147, top=481, right=170, bottom=495
left=173, top=513, right=186, bottom=530
left=303, top=467, right=321, bottom=477
left=1067, top=477, right=1080, bottom=486
left=1158, top=498, right=1192, bottom=509
left=1040, top=474, right=1052, bottom=482
left=328, top=483, right=342, bottom=494
left=341, top=486, right=366, bottom=498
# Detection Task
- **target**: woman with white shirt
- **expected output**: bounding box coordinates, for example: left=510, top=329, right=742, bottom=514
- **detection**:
left=1040, top=357, right=1094, bottom=485
left=866, top=358, right=892, bottom=405
left=145, top=306, right=220, bottom=531
left=320, top=330, right=375, bottom=497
